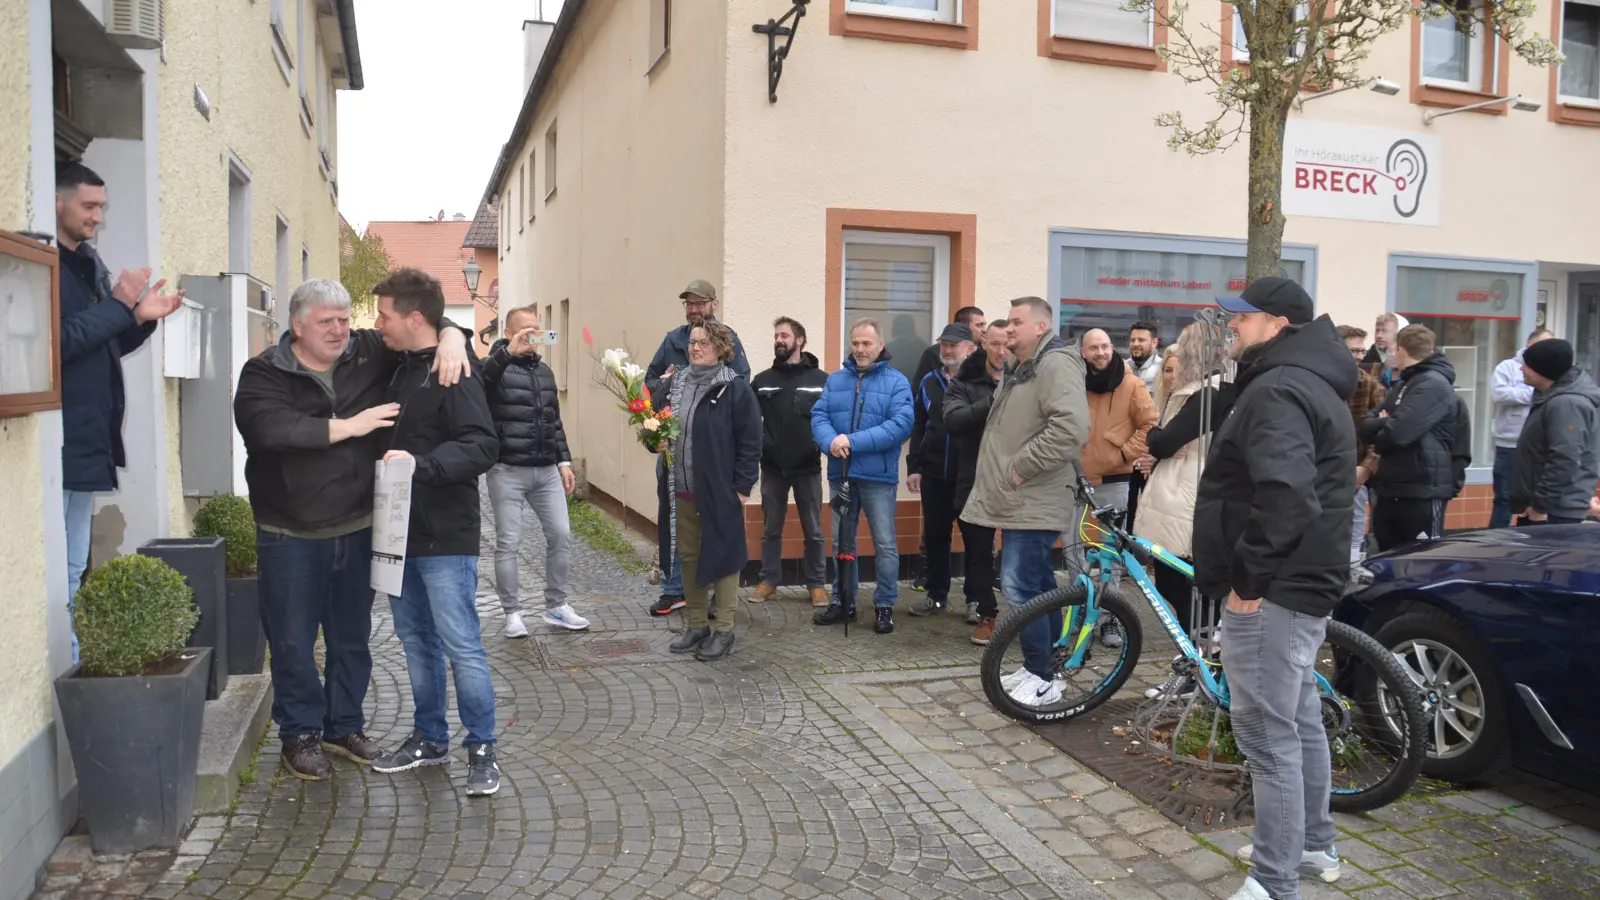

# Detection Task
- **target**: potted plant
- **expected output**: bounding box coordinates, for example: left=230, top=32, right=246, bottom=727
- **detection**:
left=193, top=494, right=264, bottom=676
left=55, top=554, right=209, bottom=855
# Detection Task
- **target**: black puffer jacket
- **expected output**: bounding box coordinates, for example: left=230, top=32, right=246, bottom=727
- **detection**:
left=1193, top=316, right=1357, bottom=617
left=1359, top=353, right=1459, bottom=501
left=942, top=349, right=999, bottom=510
left=481, top=340, right=571, bottom=468
left=752, top=351, right=827, bottom=476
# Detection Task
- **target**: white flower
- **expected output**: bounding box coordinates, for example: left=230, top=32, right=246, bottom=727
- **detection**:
left=601, top=348, right=629, bottom=372
left=620, top=362, right=645, bottom=380
left=640, top=418, right=660, bottom=432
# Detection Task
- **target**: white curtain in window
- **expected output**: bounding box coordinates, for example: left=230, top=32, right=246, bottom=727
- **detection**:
left=1561, top=0, right=1600, bottom=99
left=1055, top=0, right=1151, bottom=46
left=846, top=0, right=953, bottom=22
left=844, top=242, right=936, bottom=386
left=1422, top=0, right=1482, bottom=84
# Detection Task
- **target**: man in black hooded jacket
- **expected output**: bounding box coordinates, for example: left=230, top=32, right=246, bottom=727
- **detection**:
left=1193, top=277, right=1355, bottom=900
left=942, top=322, right=1007, bottom=643
left=751, top=317, right=829, bottom=607
left=1358, top=324, right=1461, bottom=550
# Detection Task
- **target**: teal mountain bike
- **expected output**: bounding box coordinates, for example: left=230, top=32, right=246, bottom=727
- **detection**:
left=978, top=476, right=1427, bottom=812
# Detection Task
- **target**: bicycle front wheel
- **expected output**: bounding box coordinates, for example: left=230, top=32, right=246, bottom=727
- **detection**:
left=1319, top=619, right=1428, bottom=813
left=980, top=584, right=1143, bottom=725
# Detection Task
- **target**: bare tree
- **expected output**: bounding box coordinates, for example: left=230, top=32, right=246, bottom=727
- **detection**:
left=1127, top=0, right=1562, bottom=280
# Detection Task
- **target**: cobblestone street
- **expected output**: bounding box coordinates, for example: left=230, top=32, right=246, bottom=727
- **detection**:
left=46, top=500, right=1600, bottom=900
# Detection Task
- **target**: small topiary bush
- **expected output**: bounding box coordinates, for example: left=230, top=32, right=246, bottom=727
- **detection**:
left=193, top=494, right=257, bottom=578
left=75, top=554, right=199, bottom=678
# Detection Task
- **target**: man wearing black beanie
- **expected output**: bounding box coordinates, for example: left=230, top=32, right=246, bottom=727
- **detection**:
left=1508, top=338, right=1600, bottom=526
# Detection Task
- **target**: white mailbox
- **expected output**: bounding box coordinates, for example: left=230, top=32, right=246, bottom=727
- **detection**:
left=161, top=296, right=204, bottom=379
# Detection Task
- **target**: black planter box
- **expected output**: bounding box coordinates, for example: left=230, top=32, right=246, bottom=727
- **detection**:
left=139, top=538, right=228, bottom=699
left=225, top=577, right=265, bottom=675
left=55, top=648, right=210, bottom=855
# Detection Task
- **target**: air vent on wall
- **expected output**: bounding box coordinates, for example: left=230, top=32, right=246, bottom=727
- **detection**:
left=106, top=0, right=164, bottom=51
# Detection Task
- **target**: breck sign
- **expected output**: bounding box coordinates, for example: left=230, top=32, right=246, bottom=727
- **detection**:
left=1282, top=120, right=1442, bottom=227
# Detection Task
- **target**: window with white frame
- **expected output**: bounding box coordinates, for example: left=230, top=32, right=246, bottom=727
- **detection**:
left=269, top=0, right=293, bottom=79
left=845, top=0, right=959, bottom=24
left=1561, top=0, right=1600, bottom=102
left=517, top=163, right=526, bottom=231
left=1053, top=0, right=1153, bottom=47
left=544, top=122, right=558, bottom=200
left=1421, top=0, right=1486, bottom=88
left=527, top=150, right=536, bottom=222
left=1233, top=1, right=1311, bottom=62
left=841, top=230, right=950, bottom=388
left=275, top=216, right=290, bottom=307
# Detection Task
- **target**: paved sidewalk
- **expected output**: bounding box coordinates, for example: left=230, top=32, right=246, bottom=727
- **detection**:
left=35, top=498, right=1600, bottom=899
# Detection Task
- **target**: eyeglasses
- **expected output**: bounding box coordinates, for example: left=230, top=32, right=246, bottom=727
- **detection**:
left=682, top=299, right=712, bottom=308
left=687, top=338, right=713, bottom=348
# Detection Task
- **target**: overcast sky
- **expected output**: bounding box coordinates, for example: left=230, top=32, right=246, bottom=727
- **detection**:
left=337, top=0, right=565, bottom=230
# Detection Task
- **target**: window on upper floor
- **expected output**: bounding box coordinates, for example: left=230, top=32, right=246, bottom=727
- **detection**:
left=269, top=0, right=294, bottom=81
left=1561, top=0, right=1600, bottom=103
left=544, top=122, right=558, bottom=201
left=1053, top=0, right=1152, bottom=47
left=517, top=164, right=526, bottom=232
left=1421, top=0, right=1488, bottom=90
left=1232, top=1, right=1310, bottom=62
left=502, top=190, right=511, bottom=252
left=527, top=150, right=537, bottom=222
left=649, top=0, right=672, bottom=69
left=846, top=0, right=960, bottom=23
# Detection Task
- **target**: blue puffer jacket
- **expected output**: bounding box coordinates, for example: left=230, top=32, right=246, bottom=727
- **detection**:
left=811, top=353, right=914, bottom=486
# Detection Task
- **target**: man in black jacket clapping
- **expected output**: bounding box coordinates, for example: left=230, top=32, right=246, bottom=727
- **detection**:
left=751, top=317, right=830, bottom=607
left=483, top=305, right=587, bottom=639
left=942, top=322, right=1007, bottom=643
left=363, top=269, right=503, bottom=798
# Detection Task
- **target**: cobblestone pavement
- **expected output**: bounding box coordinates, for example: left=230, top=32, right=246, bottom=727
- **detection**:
left=39, top=499, right=1600, bottom=900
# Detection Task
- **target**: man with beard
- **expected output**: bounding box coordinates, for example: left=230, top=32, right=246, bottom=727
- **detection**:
left=1192, top=277, right=1355, bottom=900
left=1362, top=313, right=1409, bottom=391
left=906, top=323, right=976, bottom=619
left=1127, top=320, right=1163, bottom=393
left=909, top=306, right=986, bottom=592
left=942, top=322, right=1008, bottom=644
left=751, top=317, right=829, bottom=608
left=643, top=280, right=750, bottom=616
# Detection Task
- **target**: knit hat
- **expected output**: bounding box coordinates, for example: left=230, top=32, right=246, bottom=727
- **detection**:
left=1523, top=338, right=1574, bottom=381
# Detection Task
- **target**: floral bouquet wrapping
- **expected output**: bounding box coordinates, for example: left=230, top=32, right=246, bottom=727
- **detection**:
left=591, top=341, right=681, bottom=463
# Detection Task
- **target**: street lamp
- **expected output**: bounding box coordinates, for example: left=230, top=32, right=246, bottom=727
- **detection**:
left=1294, top=77, right=1401, bottom=111
left=462, top=259, right=483, bottom=295
left=1423, top=94, right=1541, bottom=124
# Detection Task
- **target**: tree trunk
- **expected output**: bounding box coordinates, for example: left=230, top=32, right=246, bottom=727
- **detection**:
left=1245, top=99, right=1291, bottom=284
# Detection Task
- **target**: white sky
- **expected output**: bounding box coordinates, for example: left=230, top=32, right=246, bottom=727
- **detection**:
left=337, top=0, right=566, bottom=229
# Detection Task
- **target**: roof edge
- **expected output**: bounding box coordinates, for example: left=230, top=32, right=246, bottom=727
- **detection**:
left=335, top=0, right=365, bottom=90
left=480, top=0, right=587, bottom=206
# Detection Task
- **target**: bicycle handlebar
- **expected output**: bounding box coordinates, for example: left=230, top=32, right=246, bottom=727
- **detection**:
left=1074, top=474, right=1125, bottom=530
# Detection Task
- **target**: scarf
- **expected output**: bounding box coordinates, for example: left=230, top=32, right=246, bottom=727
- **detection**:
left=1085, top=352, right=1128, bottom=395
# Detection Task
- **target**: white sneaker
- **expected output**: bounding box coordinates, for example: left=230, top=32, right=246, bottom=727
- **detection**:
left=1001, top=667, right=1031, bottom=691
left=1144, top=671, right=1197, bottom=701
left=543, top=604, right=591, bottom=631
left=1227, top=876, right=1272, bottom=900
left=503, top=612, right=529, bottom=639
left=1237, top=845, right=1342, bottom=883
left=1005, top=671, right=1063, bottom=706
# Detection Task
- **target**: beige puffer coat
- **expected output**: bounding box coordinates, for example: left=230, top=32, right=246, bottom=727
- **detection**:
left=1132, top=379, right=1212, bottom=559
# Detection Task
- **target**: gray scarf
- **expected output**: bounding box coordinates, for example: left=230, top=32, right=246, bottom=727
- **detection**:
left=668, top=363, right=732, bottom=507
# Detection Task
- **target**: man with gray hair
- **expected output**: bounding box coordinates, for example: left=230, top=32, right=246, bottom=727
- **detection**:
left=233, top=278, right=471, bottom=782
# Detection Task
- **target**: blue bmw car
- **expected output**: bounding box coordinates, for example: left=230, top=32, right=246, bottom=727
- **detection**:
left=1337, top=524, right=1597, bottom=789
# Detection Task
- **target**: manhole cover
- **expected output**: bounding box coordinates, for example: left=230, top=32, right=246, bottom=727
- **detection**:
left=589, top=638, right=651, bottom=658
left=1033, top=699, right=1253, bottom=833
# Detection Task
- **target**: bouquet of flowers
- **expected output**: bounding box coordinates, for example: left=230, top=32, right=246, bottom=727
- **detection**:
left=588, top=335, right=681, bottom=463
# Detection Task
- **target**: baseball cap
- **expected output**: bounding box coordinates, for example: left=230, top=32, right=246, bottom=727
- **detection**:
left=937, top=323, right=974, bottom=344
left=1217, top=276, right=1315, bottom=325
left=679, top=279, right=718, bottom=303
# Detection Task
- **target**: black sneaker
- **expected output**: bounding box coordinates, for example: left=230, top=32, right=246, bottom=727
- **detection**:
left=649, top=595, right=685, bottom=616
left=282, top=734, right=331, bottom=782
left=322, top=731, right=381, bottom=766
left=372, top=731, right=450, bottom=774
left=695, top=630, right=736, bottom=661
left=813, top=603, right=854, bottom=626
left=670, top=626, right=711, bottom=654
left=465, top=744, right=501, bottom=797
left=908, top=597, right=947, bottom=617
left=875, top=607, right=895, bottom=634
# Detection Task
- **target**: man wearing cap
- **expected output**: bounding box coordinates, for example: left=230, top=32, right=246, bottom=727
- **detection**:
left=907, top=306, right=987, bottom=593
left=1192, top=277, right=1355, bottom=900
left=906, top=322, right=976, bottom=619
left=1508, top=338, right=1600, bottom=527
left=1358, top=324, right=1462, bottom=551
left=643, top=280, right=750, bottom=616
left=1489, top=328, right=1555, bottom=528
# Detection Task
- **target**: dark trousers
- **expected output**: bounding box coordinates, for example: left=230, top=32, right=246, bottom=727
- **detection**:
left=257, top=527, right=375, bottom=744
left=1372, top=496, right=1445, bottom=552
left=1490, top=446, right=1517, bottom=529
left=1152, top=555, right=1209, bottom=637
left=656, top=456, right=682, bottom=596
left=958, top=518, right=998, bottom=617
left=921, top=475, right=960, bottom=602
left=1517, top=515, right=1583, bottom=527
left=759, top=467, right=827, bottom=588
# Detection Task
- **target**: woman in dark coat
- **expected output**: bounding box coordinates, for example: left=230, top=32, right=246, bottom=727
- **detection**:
left=661, top=321, right=762, bottom=661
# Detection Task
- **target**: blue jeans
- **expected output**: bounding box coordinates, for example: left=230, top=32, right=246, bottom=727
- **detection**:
left=64, top=489, right=94, bottom=665
left=1000, top=529, right=1062, bottom=680
left=388, top=556, right=496, bottom=748
left=257, top=527, right=375, bottom=743
left=1490, top=445, right=1517, bottom=529
left=831, top=480, right=900, bottom=608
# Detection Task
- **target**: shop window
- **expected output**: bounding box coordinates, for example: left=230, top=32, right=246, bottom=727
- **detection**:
left=1570, top=277, right=1600, bottom=374
left=847, top=0, right=959, bottom=23
left=1054, top=0, right=1151, bottom=45
left=1560, top=0, right=1600, bottom=103
left=842, top=231, right=950, bottom=387
left=1422, top=0, right=1487, bottom=89
left=1393, top=263, right=1528, bottom=471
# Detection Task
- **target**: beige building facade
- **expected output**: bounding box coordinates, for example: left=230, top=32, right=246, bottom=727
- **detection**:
left=0, top=2, right=358, bottom=896
left=489, top=0, right=1599, bottom=548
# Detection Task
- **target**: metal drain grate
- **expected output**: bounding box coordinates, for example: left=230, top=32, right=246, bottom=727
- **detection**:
left=588, top=638, right=652, bottom=658
left=1032, top=699, right=1254, bottom=833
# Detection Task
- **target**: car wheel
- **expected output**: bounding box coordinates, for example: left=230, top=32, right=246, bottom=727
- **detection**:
left=1374, top=608, right=1512, bottom=783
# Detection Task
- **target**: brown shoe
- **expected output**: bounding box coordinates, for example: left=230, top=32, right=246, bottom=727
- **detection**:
left=809, top=587, right=830, bottom=608
left=753, top=584, right=777, bottom=602
left=323, top=731, right=382, bottom=765
left=971, top=617, right=996, bottom=646
left=283, top=735, right=331, bottom=781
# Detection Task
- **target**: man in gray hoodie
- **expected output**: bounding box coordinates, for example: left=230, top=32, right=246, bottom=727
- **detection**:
left=1508, top=338, right=1600, bottom=526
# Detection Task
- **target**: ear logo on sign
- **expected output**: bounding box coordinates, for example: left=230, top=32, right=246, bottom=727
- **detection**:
left=1386, top=140, right=1429, bottom=219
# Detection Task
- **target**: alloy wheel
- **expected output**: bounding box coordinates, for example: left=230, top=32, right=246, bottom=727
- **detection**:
left=1383, top=638, right=1484, bottom=760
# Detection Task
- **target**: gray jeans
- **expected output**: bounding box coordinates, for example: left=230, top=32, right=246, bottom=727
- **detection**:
left=1351, top=485, right=1370, bottom=562
left=759, top=469, right=826, bottom=588
left=487, top=463, right=571, bottom=615
left=1223, top=601, right=1335, bottom=900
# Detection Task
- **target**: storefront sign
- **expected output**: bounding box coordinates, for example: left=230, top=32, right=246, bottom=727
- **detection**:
left=1061, top=246, right=1305, bottom=307
left=1283, top=120, right=1442, bottom=227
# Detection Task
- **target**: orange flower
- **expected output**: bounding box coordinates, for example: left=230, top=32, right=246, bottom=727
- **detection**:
left=627, top=398, right=648, bottom=413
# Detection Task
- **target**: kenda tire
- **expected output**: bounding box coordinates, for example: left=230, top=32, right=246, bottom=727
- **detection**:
left=980, top=584, right=1143, bottom=726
